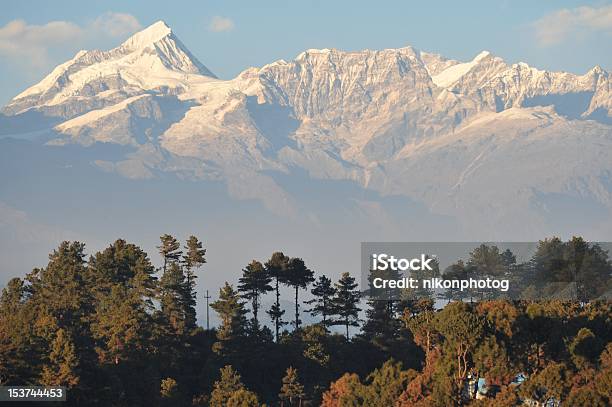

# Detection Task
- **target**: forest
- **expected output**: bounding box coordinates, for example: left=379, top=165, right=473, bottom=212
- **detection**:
left=0, top=235, right=610, bottom=406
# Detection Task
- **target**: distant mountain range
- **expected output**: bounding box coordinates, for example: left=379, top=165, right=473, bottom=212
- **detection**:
left=1, top=21, right=611, bottom=289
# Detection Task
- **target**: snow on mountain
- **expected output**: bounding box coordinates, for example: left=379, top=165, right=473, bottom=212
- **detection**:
left=2, top=21, right=611, bottom=238
left=2, top=21, right=215, bottom=118
left=431, top=50, right=493, bottom=88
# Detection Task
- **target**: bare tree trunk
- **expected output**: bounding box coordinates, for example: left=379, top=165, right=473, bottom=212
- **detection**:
left=295, top=286, right=299, bottom=331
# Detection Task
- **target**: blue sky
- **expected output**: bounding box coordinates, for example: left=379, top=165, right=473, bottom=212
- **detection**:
left=1, top=0, right=611, bottom=106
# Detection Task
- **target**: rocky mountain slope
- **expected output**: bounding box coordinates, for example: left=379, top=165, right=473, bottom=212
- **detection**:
left=2, top=20, right=611, bottom=239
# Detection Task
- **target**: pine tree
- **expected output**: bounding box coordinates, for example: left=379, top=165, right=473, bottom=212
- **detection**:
left=265, top=252, right=290, bottom=341
left=91, top=284, right=151, bottom=365
left=279, top=366, right=305, bottom=407
left=331, top=273, right=361, bottom=339
left=25, top=241, right=94, bottom=393
left=182, top=236, right=206, bottom=329
left=500, top=248, right=516, bottom=267
left=87, top=239, right=157, bottom=293
left=284, top=257, right=314, bottom=331
left=361, top=299, right=399, bottom=342
left=210, top=283, right=248, bottom=357
left=157, top=234, right=182, bottom=274
left=0, top=278, right=35, bottom=384
left=227, top=389, right=260, bottom=407
left=41, top=328, right=80, bottom=388
left=209, top=365, right=246, bottom=407
left=441, top=260, right=470, bottom=303
left=238, top=260, right=273, bottom=327
left=305, top=275, right=336, bottom=327
left=27, top=241, right=91, bottom=333
left=159, top=262, right=192, bottom=335
left=435, top=302, right=485, bottom=401
left=266, top=303, right=286, bottom=340
left=160, top=377, right=179, bottom=399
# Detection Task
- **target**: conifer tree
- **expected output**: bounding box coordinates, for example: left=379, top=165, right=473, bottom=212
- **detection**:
left=159, top=262, right=192, bottom=335
left=238, top=260, right=272, bottom=327
left=284, top=257, right=314, bottom=331
left=41, top=328, right=80, bottom=388
left=500, top=248, right=517, bottom=267
left=211, top=283, right=248, bottom=357
left=209, top=365, right=246, bottom=407
left=305, top=275, right=336, bottom=327
left=331, top=273, right=361, bottom=339
left=157, top=234, right=182, bottom=274
left=361, top=299, right=399, bottom=342
left=25, top=241, right=94, bottom=391
left=266, top=303, right=286, bottom=341
left=182, top=236, right=206, bottom=329
left=91, top=284, right=151, bottom=365
left=87, top=239, right=157, bottom=293
left=27, top=241, right=91, bottom=333
left=227, top=388, right=260, bottom=407
left=265, top=252, right=290, bottom=341
left=0, top=278, right=35, bottom=384
left=279, top=366, right=305, bottom=407
left=363, top=266, right=402, bottom=340
left=441, top=260, right=470, bottom=303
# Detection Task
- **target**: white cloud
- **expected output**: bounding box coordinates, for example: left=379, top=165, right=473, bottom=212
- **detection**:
left=0, top=13, right=142, bottom=68
left=0, top=19, right=82, bottom=67
left=533, top=5, right=612, bottom=47
left=91, top=12, right=142, bottom=38
left=208, top=16, right=235, bottom=33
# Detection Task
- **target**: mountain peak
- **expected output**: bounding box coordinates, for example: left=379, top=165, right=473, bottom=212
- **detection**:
left=121, top=20, right=173, bottom=50
left=474, top=50, right=491, bottom=62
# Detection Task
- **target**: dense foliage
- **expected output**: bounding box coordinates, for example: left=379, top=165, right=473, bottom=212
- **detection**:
left=0, top=236, right=610, bottom=406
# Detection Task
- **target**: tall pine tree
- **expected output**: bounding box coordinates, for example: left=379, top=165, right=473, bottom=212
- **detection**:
left=331, top=273, right=361, bottom=339
left=182, top=236, right=206, bottom=329
left=237, top=260, right=272, bottom=328
left=284, top=257, right=314, bottom=331
left=265, top=252, right=290, bottom=341
left=159, top=262, right=193, bottom=335
left=279, top=366, right=305, bottom=406
left=158, top=234, right=182, bottom=274
left=210, top=283, right=248, bottom=358
left=305, top=275, right=336, bottom=327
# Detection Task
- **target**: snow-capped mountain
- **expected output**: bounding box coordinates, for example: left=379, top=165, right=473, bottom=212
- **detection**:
left=2, top=20, right=612, bottom=239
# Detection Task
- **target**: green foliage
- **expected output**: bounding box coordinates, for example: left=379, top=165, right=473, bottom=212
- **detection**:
left=519, top=362, right=570, bottom=403
left=305, top=275, right=336, bottom=327
left=182, top=235, right=206, bottom=329
left=157, top=234, right=182, bottom=273
left=40, top=328, right=79, bottom=387
left=159, top=262, right=193, bottom=335
left=531, top=236, right=611, bottom=300
left=284, top=257, right=315, bottom=331
left=331, top=272, right=361, bottom=339
left=569, top=327, right=603, bottom=370
left=2, top=235, right=611, bottom=406
left=227, top=388, right=260, bottom=406
left=160, top=377, right=178, bottom=398
left=210, top=365, right=246, bottom=407
left=238, top=260, right=273, bottom=327
left=265, top=252, right=290, bottom=341
left=279, top=366, right=305, bottom=406
left=435, top=302, right=485, bottom=401
left=211, top=283, right=248, bottom=358
left=183, top=235, right=207, bottom=271
left=361, top=360, right=415, bottom=407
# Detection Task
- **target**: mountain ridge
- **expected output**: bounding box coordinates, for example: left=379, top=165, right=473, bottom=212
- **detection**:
left=2, top=21, right=611, bottom=239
